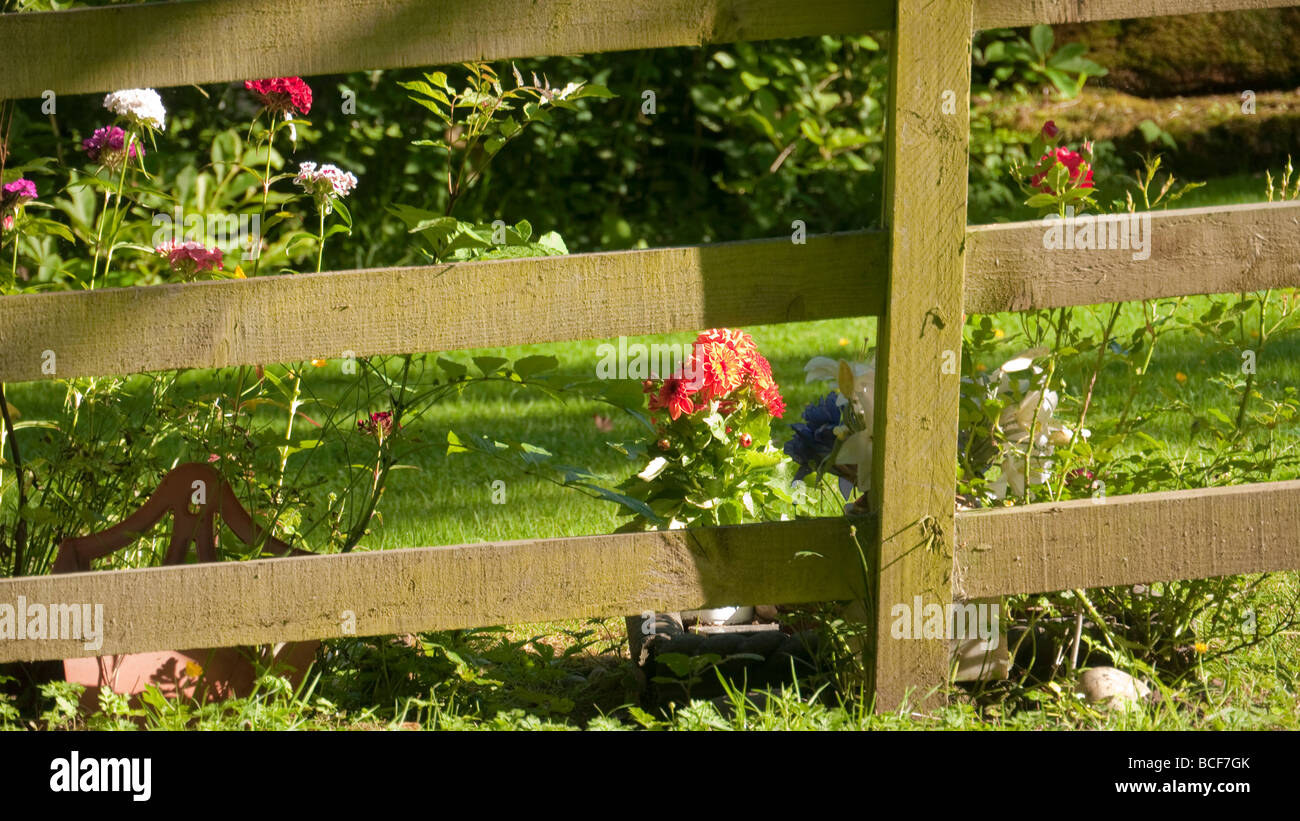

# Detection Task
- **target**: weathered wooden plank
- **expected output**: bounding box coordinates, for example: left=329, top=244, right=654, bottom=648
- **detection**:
left=975, top=0, right=1299, bottom=29
left=0, top=517, right=861, bottom=663
left=965, top=201, right=1300, bottom=314
left=954, top=481, right=1300, bottom=598
left=0, top=0, right=893, bottom=100
left=869, top=0, right=972, bottom=710
left=0, top=231, right=885, bottom=384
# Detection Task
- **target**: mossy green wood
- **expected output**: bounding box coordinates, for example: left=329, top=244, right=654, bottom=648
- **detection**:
left=964, top=201, right=1300, bottom=314
left=0, top=0, right=893, bottom=100
left=955, top=480, right=1300, bottom=598
left=975, top=0, right=1296, bottom=29
left=5, top=199, right=1300, bottom=383
left=0, top=232, right=886, bottom=383
left=0, top=517, right=860, bottom=663
left=869, top=0, right=973, bottom=711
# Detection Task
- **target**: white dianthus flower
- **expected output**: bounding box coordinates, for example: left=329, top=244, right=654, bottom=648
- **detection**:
left=294, top=162, right=359, bottom=214
left=103, top=88, right=167, bottom=131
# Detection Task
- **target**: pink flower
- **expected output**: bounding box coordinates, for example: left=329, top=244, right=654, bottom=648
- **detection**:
left=245, top=77, right=313, bottom=115
left=1030, top=146, right=1094, bottom=195
left=294, top=161, right=358, bottom=214
left=2, top=178, right=37, bottom=201
left=156, top=240, right=224, bottom=278
left=82, top=125, right=144, bottom=166
left=357, top=411, right=395, bottom=439
left=0, top=179, right=37, bottom=231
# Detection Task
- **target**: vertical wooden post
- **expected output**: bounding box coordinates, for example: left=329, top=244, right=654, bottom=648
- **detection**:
left=869, top=0, right=973, bottom=710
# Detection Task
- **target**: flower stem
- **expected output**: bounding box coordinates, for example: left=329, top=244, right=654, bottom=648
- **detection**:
left=316, top=209, right=325, bottom=274
left=88, top=189, right=110, bottom=290
left=277, top=369, right=302, bottom=493
left=252, top=119, right=277, bottom=278
left=0, top=382, right=25, bottom=576
left=100, top=133, right=136, bottom=284
left=7, top=236, right=16, bottom=294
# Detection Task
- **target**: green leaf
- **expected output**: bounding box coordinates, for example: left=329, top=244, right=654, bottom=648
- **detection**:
left=27, top=217, right=75, bottom=243
left=517, top=442, right=553, bottom=466
left=536, top=231, right=568, bottom=254
left=332, top=198, right=353, bottom=230
left=799, top=119, right=823, bottom=146
left=513, top=354, right=558, bottom=378
left=573, top=84, right=616, bottom=99
left=637, top=457, right=669, bottom=481
left=572, top=482, right=662, bottom=524
left=473, top=356, right=507, bottom=376
left=406, top=97, right=445, bottom=117
left=446, top=430, right=469, bottom=455
left=398, top=80, right=441, bottom=99
left=1030, top=24, right=1054, bottom=60
left=717, top=499, right=744, bottom=525
left=437, top=357, right=467, bottom=380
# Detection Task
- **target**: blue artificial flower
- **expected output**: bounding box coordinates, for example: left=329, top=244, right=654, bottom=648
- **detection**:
left=783, top=391, right=841, bottom=481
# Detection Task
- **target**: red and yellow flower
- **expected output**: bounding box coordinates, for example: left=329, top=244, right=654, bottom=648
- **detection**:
left=645, top=328, right=784, bottom=421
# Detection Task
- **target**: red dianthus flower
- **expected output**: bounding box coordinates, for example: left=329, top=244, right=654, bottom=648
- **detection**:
left=245, top=77, right=313, bottom=115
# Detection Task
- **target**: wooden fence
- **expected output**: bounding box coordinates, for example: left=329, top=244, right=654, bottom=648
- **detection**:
left=2, top=0, right=1299, bottom=711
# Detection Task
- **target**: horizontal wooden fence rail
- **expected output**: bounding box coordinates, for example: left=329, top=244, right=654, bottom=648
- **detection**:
left=0, top=231, right=886, bottom=383
left=5, top=199, right=1299, bottom=384
left=975, top=0, right=1300, bottom=28
left=965, top=200, right=1300, bottom=314
left=4, top=478, right=1297, bottom=662
left=0, top=0, right=893, bottom=101
left=0, top=517, right=863, bottom=663
left=956, top=480, right=1300, bottom=598
left=1, top=0, right=1293, bottom=102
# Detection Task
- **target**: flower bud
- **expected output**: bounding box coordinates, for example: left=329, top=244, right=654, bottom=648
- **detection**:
left=1041, top=120, right=1060, bottom=142
left=739, top=433, right=753, bottom=448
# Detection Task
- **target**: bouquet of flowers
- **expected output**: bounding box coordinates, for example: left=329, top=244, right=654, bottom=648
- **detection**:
left=615, top=328, right=791, bottom=530
left=784, top=355, right=876, bottom=513
left=959, top=346, right=1088, bottom=505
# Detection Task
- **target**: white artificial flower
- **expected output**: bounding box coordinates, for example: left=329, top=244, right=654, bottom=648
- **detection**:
left=103, top=88, right=166, bottom=131
left=998, top=346, right=1049, bottom=374
left=805, top=355, right=869, bottom=383
left=835, top=430, right=874, bottom=492
left=804, top=355, right=876, bottom=418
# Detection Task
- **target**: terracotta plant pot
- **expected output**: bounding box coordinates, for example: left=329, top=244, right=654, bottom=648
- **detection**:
left=51, top=463, right=320, bottom=712
left=64, top=641, right=319, bottom=712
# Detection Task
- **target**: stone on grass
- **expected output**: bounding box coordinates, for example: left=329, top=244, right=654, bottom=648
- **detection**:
left=1075, top=666, right=1150, bottom=709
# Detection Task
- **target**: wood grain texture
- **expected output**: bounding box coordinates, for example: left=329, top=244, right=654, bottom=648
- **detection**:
left=965, top=201, right=1300, bottom=315
left=869, top=0, right=972, bottom=710
left=0, top=517, right=860, bottom=663
left=0, top=231, right=886, bottom=384
left=0, top=0, right=893, bottom=100
left=975, top=0, right=1299, bottom=28
left=955, top=481, right=1300, bottom=598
